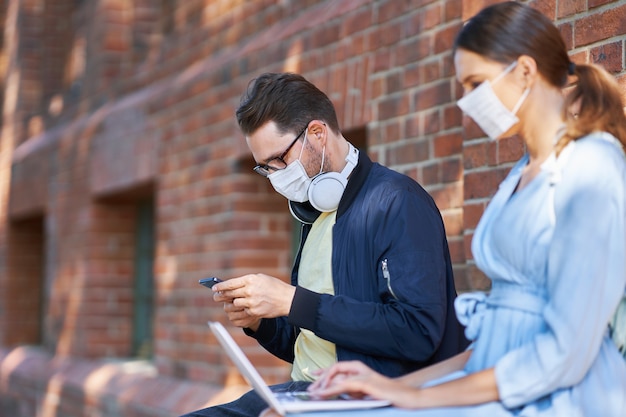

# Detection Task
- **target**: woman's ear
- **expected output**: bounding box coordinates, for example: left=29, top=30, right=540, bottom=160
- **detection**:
left=516, top=55, right=538, bottom=87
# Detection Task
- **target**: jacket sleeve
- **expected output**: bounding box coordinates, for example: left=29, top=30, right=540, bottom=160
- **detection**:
left=288, top=183, right=452, bottom=363
left=244, top=317, right=299, bottom=363
left=494, top=138, right=626, bottom=407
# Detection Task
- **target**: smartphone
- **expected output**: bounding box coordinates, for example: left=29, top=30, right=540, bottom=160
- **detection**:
left=198, top=277, right=222, bottom=289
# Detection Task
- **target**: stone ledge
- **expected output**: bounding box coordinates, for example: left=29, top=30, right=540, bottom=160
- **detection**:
left=0, top=346, right=251, bottom=417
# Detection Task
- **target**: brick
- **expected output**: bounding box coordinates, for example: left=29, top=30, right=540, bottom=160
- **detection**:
left=434, top=24, right=459, bottom=55
left=403, top=10, right=423, bottom=38
left=434, top=132, right=462, bottom=157
left=311, top=22, right=341, bottom=49
left=414, top=80, right=452, bottom=111
left=590, top=41, right=623, bottom=73
left=404, top=62, right=422, bottom=88
left=342, top=7, right=373, bottom=35
left=429, top=182, right=463, bottom=210
left=421, top=162, right=440, bottom=186
left=385, top=71, right=403, bottom=94
left=422, top=3, right=442, bottom=31
left=382, top=120, right=402, bottom=143
left=373, top=49, right=392, bottom=72
left=378, top=0, right=405, bottom=24
left=589, top=0, right=615, bottom=8
left=387, top=139, right=430, bottom=165
left=558, top=22, right=574, bottom=51
left=463, top=140, right=489, bottom=169
left=378, top=94, right=410, bottom=119
left=496, top=135, right=525, bottom=164
left=441, top=157, right=462, bottom=183
left=443, top=103, right=462, bottom=129
left=422, top=60, right=442, bottom=84
left=530, top=0, right=557, bottom=20
left=369, top=22, right=403, bottom=50
left=462, top=113, right=488, bottom=140
left=557, top=0, right=586, bottom=18
left=444, top=0, right=463, bottom=22
left=574, top=5, right=626, bottom=47
left=464, top=167, right=509, bottom=200
left=447, top=236, right=465, bottom=263
left=424, top=109, right=441, bottom=136
left=397, top=36, right=432, bottom=66
left=463, top=201, right=485, bottom=230
left=442, top=208, right=463, bottom=236
left=462, top=0, right=500, bottom=20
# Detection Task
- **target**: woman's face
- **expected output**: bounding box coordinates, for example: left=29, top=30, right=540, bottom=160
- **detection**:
left=454, top=48, right=527, bottom=139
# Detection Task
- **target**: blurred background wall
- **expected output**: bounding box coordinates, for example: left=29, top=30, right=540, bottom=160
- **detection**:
left=0, top=0, right=623, bottom=415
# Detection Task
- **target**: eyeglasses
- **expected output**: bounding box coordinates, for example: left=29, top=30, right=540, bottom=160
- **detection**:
left=253, top=125, right=308, bottom=177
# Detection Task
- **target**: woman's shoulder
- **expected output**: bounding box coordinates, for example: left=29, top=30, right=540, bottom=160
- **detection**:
left=560, top=131, right=626, bottom=187
left=564, top=132, right=625, bottom=170
left=569, top=132, right=624, bottom=160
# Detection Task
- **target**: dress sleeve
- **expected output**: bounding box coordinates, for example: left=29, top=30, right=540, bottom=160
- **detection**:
left=494, top=138, right=626, bottom=408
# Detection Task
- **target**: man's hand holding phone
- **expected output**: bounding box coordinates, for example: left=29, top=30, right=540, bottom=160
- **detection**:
left=199, top=276, right=256, bottom=328
left=200, top=273, right=296, bottom=332
left=198, top=277, right=222, bottom=289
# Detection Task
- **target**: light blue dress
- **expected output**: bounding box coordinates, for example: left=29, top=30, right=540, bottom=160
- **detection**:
left=287, top=132, right=626, bottom=416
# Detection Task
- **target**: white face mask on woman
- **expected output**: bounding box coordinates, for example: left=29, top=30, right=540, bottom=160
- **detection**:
left=457, top=61, right=530, bottom=140
left=268, top=130, right=323, bottom=202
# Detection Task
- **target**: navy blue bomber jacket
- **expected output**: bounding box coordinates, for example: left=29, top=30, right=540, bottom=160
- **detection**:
left=245, top=151, right=468, bottom=378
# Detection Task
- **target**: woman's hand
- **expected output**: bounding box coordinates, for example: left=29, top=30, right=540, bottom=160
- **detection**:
left=308, top=361, right=422, bottom=409
left=306, top=360, right=499, bottom=411
left=309, top=361, right=375, bottom=393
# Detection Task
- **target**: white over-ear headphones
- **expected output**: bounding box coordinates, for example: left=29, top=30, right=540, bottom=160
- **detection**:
left=307, top=143, right=359, bottom=212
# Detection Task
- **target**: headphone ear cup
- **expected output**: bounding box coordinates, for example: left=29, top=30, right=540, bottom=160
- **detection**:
left=307, top=172, right=348, bottom=212
left=288, top=200, right=321, bottom=224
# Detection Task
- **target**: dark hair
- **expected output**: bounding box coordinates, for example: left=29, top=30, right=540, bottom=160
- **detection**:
left=235, top=73, right=340, bottom=136
left=454, top=1, right=626, bottom=152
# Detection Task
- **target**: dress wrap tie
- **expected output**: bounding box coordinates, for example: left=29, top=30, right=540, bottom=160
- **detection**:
left=455, top=292, right=487, bottom=341
left=455, top=284, right=547, bottom=341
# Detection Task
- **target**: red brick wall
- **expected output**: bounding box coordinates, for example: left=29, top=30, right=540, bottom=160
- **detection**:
left=0, top=1, right=623, bottom=416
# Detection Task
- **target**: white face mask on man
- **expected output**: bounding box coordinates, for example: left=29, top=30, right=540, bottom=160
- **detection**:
left=457, top=61, right=530, bottom=140
left=268, top=130, right=324, bottom=202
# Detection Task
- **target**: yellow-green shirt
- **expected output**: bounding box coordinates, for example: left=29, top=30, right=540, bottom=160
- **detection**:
left=291, top=211, right=337, bottom=381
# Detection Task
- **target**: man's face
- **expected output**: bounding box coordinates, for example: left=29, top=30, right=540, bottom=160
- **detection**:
left=247, top=121, right=322, bottom=178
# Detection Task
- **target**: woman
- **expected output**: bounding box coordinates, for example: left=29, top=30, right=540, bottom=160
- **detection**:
left=261, top=2, right=626, bottom=416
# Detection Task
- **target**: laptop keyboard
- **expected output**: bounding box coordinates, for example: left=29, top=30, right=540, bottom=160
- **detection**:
left=277, top=391, right=315, bottom=402
left=277, top=391, right=358, bottom=402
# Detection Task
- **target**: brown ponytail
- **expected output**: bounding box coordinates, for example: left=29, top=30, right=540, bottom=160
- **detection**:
left=557, top=63, right=626, bottom=155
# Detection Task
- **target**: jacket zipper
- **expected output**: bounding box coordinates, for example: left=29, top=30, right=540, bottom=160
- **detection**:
left=382, top=259, right=398, bottom=299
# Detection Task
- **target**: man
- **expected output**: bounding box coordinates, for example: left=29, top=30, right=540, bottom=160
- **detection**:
left=181, top=73, right=467, bottom=417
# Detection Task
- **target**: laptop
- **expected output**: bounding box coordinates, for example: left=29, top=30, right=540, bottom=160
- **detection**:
left=208, top=321, right=391, bottom=416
